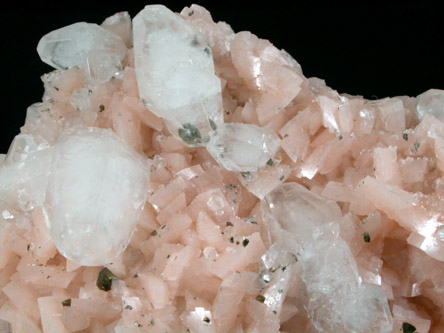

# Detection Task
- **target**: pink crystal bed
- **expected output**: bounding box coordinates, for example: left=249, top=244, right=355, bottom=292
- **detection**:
left=0, top=4, right=443, bottom=333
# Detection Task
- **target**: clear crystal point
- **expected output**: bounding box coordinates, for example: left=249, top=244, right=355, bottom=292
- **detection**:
left=207, top=123, right=281, bottom=172
left=37, top=22, right=126, bottom=84
left=133, top=5, right=223, bottom=146
left=262, top=183, right=393, bottom=332
left=101, top=11, right=132, bottom=47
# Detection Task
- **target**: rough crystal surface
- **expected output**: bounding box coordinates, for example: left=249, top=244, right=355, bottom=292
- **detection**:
left=45, top=127, right=149, bottom=266
left=133, top=5, right=223, bottom=146
left=262, top=183, right=393, bottom=332
left=416, top=88, right=444, bottom=121
left=207, top=123, right=281, bottom=172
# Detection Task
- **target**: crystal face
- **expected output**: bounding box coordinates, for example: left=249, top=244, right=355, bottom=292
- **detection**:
left=37, top=22, right=126, bottom=84
left=0, top=133, right=52, bottom=212
left=207, top=123, right=281, bottom=172
left=133, top=5, right=223, bottom=146
left=101, top=11, right=132, bottom=48
left=262, top=183, right=393, bottom=332
left=416, top=88, right=444, bottom=121
left=45, top=128, right=149, bottom=266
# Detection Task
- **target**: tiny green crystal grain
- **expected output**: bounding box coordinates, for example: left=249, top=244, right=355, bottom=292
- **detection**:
left=62, top=299, right=71, bottom=307
left=402, top=322, right=417, bottom=333
left=209, top=118, right=217, bottom=131
left=241, top=171, right=252, bottom=181
left=178, top=123, right=201, bottom=145
left=363, top=231, right=371, bottom=243
left=97, top=267, right=118, bottom=291
left=255, top=295, right=265, bottom=303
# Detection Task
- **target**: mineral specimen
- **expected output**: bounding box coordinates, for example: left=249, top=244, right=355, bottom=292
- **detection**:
left=0, top=3, right=443, bottom=333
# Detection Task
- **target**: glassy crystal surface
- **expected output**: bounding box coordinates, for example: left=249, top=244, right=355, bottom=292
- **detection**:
left=262, top=183, right=393, bottom=332
left=101, top=11, right=132, bottom=47
left=70, top=88, right=92, bottom=112
left=82, top=49, right=122, bottom=85
left=133, top=5, right=223, bottom=146
left=45, top=128, right=150, bottom=266
left=416, top=89, right=444, bottom=121
left=21, top=103, right=62, bottom=145
left=207, top=123, right=280, bottom=172
left=37, top=22, right=126, bottom=84
left=0, top=134, right=52, bottom=212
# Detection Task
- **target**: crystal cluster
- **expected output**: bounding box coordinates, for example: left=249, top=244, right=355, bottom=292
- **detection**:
left=0, top=3, right=443, bottom=333
left=133, top=5, right=281, bottom=171
left=133, top=5, right=223, bottom=146
left=262, top=183, right=392, bottom=332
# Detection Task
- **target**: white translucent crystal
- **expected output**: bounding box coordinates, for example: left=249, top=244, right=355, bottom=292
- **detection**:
left=0, top=134, right=52, bottom=212
left=133, top=5, right=223, bottom=146
left=183, top=307, right=214, bottom=333
left=45, top=127, right=150, bottom=266
left=70, top=88, right=98, bottom=126
left=262, top=183, right=393, bottom=332
left=260, top=243, right=297, bottom=319
left=101, top=11, right=132, bottom=47
left=416, top=88, right=444, bottom=121
left=21, top=103, right=62, bottom=146
left=37, top=22, right=126, bottom=84
left=82, top=49, right=122, bottom=85
left=206, top=123, right=280, bottom=172
left=70, top=88, right=92, bottom=112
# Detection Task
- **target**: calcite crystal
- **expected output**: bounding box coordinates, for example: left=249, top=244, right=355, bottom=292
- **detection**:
left=1, top=3, right=444, bottom=333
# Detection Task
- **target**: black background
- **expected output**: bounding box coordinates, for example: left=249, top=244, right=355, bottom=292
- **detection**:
left=1, top=1, right=443, bottom=153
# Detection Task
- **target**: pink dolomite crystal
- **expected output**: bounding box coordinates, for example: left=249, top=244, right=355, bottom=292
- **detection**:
left=0, top=3, right=443, bottom=333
